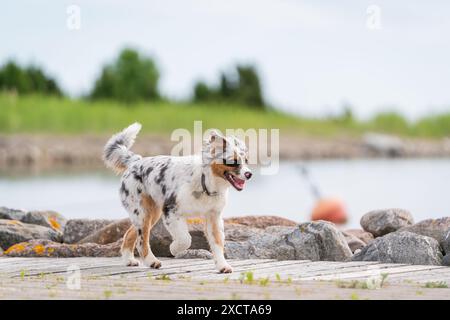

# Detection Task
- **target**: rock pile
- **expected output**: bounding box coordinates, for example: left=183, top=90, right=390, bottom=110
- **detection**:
left=1, top=206, right=449, bottom=267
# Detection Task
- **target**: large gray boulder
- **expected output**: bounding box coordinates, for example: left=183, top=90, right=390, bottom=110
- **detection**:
left=399, top=217, right=450, bottom=254
left=0, top=207, right=27, bottom=221
left=294, top=221, right=353, bottom=261
left=79, top=219, right=131, bottom=245
left=0, top=219, right=62, bottom=250
left=21, top=210, right=67, bottom=232
left=360, top=208, right=414, bottom=237
left=225, top=221, right=352, bottom=261
left=352, top=231, right=443, bottom=265
left=63, top=219, right=115, bottom=244
left=0, top=207, right=67, bottom=232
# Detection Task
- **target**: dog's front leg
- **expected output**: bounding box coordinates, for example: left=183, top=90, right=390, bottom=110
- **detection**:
left=205, top=213, right=232, bottom=273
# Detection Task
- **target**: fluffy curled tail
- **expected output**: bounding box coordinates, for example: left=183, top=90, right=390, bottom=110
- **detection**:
left=103, top=123, right=142, bottom=174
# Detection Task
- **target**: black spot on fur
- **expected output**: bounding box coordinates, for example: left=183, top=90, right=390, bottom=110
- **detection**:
left=120, top=182, right=129, bottom=197
left=137, top=187, right=142, bottom=194
left=133, top=209, right=139, bottom=215
left=129, top=165, right=144, bottom=184
left=132, top=170, right=143, bottom=183
left=155, top=161, right=170, bottom=184
left=163, top=193, right=177, bottom=216
left=145, top=166, right=153, bottom=177
left=138, top=229, right=142, bottom=236
left=161, top=184, right=166, bottom=195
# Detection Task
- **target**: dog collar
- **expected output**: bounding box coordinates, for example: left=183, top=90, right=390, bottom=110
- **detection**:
left=201, top=173, right=218, bottom=196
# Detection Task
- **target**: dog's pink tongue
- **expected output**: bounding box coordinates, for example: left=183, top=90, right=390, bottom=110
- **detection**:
left=234, top=177, right=245, bottom=189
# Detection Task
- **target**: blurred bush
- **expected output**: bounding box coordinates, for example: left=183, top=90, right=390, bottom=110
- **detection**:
left=193, top=65, right=266, bottom=109
left=414, top=113, right=450, bottom=137
left=368, top=111, right=411, bottom=134
left=0, top=61, right=62, bottom=96
left=90, top=48, right=160, bottom=103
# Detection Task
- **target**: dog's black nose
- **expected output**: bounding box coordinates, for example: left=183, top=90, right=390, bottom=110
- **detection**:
left=244, top=172, right=252, bottom=180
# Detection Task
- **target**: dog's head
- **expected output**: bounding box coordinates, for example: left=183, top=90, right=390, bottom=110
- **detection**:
left=203, top=130, right=252, bottom=191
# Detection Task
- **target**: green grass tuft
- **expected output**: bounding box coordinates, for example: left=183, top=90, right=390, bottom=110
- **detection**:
left=154, top=274, right=171, bottom=281
left=239, top=271, right=255, bottom=284
left=424, top=281, right=448, bottom=288
left=336, top=280, right=369, bottom=289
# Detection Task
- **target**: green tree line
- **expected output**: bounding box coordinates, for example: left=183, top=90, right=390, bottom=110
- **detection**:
left=0, top=48, right=266, bottom=109
left=0, top=61, right=62, bottom=96
left=193, top=65, right=265, bottom=109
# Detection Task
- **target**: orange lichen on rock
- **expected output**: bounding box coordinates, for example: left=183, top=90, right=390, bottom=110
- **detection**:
left=48, top=216, right=61, bottom=230
left=4, top=243, right=26, bottom=255
left=33, top=244, right=45, bottom=255
left=6, top=220, right=23, bottom=225
left=187, top=218, right=205, bottom=225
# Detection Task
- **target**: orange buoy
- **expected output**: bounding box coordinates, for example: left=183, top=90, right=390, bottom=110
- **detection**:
left=311, top=198, right=348, bottom=224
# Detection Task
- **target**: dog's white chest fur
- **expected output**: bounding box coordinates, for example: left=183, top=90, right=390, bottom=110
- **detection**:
left=179, top=185, right=229, bottom=218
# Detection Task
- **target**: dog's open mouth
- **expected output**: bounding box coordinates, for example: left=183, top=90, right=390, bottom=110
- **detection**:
left=224, top=171, right=245, bottom=191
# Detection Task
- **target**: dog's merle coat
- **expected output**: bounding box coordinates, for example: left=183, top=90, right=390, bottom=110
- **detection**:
left=103, top=123, right=252, bottom=273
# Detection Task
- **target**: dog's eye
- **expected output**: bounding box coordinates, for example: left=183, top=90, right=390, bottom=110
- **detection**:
left=222, top=159, right=240, bottom=167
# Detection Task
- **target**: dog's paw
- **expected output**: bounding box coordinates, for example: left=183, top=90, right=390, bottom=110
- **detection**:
left=125, top=258, right=141, bottom=267
left=143, top=258, right=162, bottom=269
left=218, top=264, right=233, bottom=274
left=150, top=260, right=162, bottom=269
left=170, top=240, right=191, bottom=256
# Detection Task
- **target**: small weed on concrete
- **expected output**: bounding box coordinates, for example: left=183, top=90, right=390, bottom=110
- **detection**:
left=424, top=281, right=448, bottom=288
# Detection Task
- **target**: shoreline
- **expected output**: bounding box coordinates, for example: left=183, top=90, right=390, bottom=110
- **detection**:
left=1, top=133, right=450, bottom=170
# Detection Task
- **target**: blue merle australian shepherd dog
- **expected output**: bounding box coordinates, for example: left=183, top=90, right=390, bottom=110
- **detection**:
left=103, top=123, right=252, bottom=273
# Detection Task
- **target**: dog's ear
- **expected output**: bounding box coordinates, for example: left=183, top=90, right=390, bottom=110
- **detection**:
left=207, top=129, right=228, bottom=159
left=208, top=129, right=224, bottom=143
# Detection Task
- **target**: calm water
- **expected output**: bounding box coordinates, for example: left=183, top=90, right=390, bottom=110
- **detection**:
left=1, top=159, right=450, bottom=229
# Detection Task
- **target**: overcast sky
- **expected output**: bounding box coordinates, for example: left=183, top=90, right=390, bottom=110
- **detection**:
left=1, top=0, right=450, bottom=119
